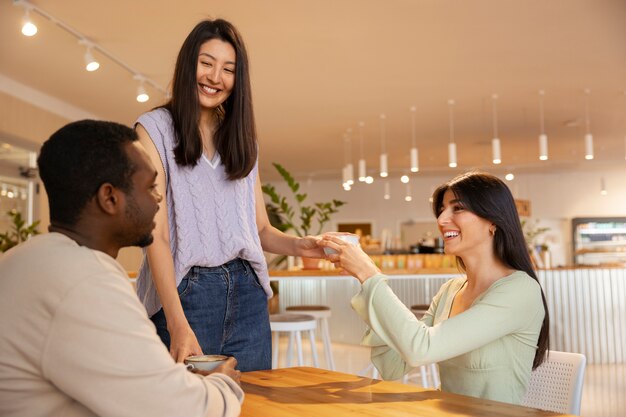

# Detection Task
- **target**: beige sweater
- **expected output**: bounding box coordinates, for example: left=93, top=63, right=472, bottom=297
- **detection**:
left=0, top=233, right=243, bottom=417
left=352, top=271, right=544, bottom=405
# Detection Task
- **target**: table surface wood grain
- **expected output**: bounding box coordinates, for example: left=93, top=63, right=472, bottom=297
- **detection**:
left=240, top=367, right=572, bottom=417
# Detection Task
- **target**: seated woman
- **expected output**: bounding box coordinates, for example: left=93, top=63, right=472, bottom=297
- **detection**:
left=320, top=171, right=549, bottom=405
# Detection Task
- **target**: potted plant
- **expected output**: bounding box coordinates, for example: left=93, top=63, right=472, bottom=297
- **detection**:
left=0, top=210, right=40, bottom=253
left=262, top=162, right=346, bottom=269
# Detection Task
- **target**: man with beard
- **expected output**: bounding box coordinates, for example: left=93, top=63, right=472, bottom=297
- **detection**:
left=0, top=120, right=243, bottom=417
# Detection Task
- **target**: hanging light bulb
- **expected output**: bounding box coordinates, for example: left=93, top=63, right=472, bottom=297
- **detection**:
left=409, top=106, right=419, bottom=173
left=491, top=94, right=502, bottom=164
left=358, top=121, right=366, bottom=182
left=365, top=176, right=374, bottom=184
left=400, top=174, right=409, bottom=184
left=447, top=100, right=457, bottom=168
left=345, top=128, right=354, bottom=185
left=379, top=114, right=388, bottom=178
left=20, top=6, right=37, bottom=37
left=600, top=177, right=607, bottom=195
left=584, top=89, right=594, bottom=160
left=505, top=173, right=515, bottom=181
left=134, top=75, right=149, bottom=103
left=405, top=183, right=412, bottom=202
left=538, top=90, right=548, bottom=161
left=384, top=181, right=391, bottom=200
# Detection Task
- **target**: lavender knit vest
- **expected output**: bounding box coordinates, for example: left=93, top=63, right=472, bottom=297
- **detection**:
left=135, top=108, right=271, bottom=317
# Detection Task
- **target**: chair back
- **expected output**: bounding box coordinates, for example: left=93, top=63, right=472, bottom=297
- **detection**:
left=521, top=350, right=586, bottom=415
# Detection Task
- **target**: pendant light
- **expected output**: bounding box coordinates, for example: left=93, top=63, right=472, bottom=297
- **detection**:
left=584, top=89, right=593, bottom=160
left=405, top=183, right=412, bottom=202
left=384, top=181, right=391, bottom=200
left=448, top=99, right=457, bottom=168
left=409, top=106, right=419, bottom=172
left=379, top=114, right=388, bottom=178
left=491, top=94, right=501, bottom=164
left=538, top=90, right=548, bottom=161
left=600, top=177, right=607, bottom=195
left=345, top=128, right=354, bottom=185
left=358, top=121, right=367, bottom=182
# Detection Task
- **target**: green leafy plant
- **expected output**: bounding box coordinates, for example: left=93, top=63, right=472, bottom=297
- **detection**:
left=262, top=163, right=346, bottom=237
left=520, top=218, right=550, bottom=250
left=0, top=210, right=40, bottom=252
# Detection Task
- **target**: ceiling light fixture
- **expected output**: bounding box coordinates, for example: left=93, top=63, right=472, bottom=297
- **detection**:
left=79, top=39, right=100, bottom=72
left=400, top=174, right=409, bottom=184
left=491, top=94, right=502, bottom=165
left=12, top=0, right=166, bottom=100
left=584, top=89, right=594, bottom=160
left=505, top=173, right=515, bottom=181
left=134, top=75, right=149, bottom=103
left=18, top=3, right=37, bottom=37
left=379, top=114, right=388, bottom=178
left=409, top=106, right=419, bottom=173
left=405, top=183, right=412, bottom=202
left=384, top=181, right=391, bottom=200
left=358, top=121, right=367, bottom=182
left=344, top=128, right=354, bottom=186
left=447, top=99, right=457, bottom=168
left=600, top=177, right=607, bottom=195
left=538, top=90, right=548, bottom=161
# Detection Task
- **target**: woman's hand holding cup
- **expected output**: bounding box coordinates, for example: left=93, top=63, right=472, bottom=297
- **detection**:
left=319, top=233, right=380, bottom=283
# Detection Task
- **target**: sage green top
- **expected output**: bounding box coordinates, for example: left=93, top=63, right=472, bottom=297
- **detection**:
left=351, top=271, right=544, bottom=405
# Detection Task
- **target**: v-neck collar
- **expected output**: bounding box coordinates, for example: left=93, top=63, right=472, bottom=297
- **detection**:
left=202, top=152, right=221, bottom=169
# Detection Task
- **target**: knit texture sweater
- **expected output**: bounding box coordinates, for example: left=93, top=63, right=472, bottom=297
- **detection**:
left=351, top=271, right=544, bottom=405
left=136, top=108, right=271, bottom=317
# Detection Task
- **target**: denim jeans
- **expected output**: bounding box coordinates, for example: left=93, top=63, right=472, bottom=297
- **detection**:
left=151, top=259, right=271, bottom=372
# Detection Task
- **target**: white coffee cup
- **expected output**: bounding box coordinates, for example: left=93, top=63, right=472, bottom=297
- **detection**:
left=184, top=354, right=228, bottom=371
left=323, top=233, right=360, bottom=255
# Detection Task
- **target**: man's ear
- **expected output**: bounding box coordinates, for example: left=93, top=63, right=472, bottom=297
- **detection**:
left=95, top=183, right=124, bottom=215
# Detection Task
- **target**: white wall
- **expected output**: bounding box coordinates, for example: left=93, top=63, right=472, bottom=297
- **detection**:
left=265, top=166, right=626, bottom=267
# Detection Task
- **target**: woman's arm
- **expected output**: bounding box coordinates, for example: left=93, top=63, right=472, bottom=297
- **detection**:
left=136, top=124, right=202, bottom=362
left=254, top=176, right=324, bottom=258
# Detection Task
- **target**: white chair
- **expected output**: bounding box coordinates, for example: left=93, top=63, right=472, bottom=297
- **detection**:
left=269, top=313, right=319, bottom=369
left=522, top=350, right=586, bottom=415
left=402, top=304, right=440, bottom=389
left=285, top=305, right=335, bottom=370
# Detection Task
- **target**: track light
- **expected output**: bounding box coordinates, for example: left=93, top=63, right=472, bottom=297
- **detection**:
left=134, top=75, right=149, bottom=103
left=79, top=40, right=100, bottom=72
left=20, top=6, right=37, bottom=37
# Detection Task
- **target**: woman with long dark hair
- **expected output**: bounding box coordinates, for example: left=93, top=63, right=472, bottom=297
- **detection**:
left=135, top=19, right=322, bottom=372
left=320, top=171, right=549, bottom=405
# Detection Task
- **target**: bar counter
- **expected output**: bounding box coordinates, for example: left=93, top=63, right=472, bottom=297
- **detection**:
left=270, top=267, right=626, bottom=364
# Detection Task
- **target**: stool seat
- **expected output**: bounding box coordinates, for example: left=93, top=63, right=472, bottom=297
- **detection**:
left=285, top=305, right=335, bottom=370
left=269, top=313, right=318, bottom=368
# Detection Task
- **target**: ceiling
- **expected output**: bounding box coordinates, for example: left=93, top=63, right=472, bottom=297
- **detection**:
left=1, top=0, right=625, bottom=181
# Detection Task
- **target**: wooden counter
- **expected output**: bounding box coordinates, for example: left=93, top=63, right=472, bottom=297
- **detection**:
left=271, top=267, right=626, bottom=364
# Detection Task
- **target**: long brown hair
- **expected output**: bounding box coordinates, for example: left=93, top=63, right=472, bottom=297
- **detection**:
left=432, top=171, right=550, bottom=369
left=164, top=19, right=257, bottom=180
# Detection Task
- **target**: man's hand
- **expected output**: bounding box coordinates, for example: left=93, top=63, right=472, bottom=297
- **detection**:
left=190, top=357, right=241, bottom=386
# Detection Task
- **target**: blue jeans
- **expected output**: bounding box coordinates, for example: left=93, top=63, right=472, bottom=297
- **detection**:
left=151, top=259, right=271, bottom=372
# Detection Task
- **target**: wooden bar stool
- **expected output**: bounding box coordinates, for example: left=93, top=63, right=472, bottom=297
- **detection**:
left=404, top=304, right=440, bottom=388
left=285, top=305, right=335, bottom=370
left=269, top=313, right=319, bottom=369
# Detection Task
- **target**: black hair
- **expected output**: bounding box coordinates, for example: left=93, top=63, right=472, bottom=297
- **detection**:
left=432, top=171, right=550, bottom=369
left=164, top=18, right=257, bottom=180
left=37, top=120, right=138, bottom=225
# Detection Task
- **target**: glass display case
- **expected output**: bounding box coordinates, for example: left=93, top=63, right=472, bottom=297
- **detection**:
left=572, top=217, right=626, bottom=266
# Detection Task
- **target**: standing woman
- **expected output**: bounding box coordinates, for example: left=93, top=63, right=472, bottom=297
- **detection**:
left=320, top=171, right=550, bottom=405
left=135, top=19, right=322, bottom=372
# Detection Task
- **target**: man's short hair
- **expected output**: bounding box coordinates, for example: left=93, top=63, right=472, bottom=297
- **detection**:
left=37, top=120, right=139, bottom=225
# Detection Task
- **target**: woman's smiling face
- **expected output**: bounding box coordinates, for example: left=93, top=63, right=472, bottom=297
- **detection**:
left=196, top=39, right=236, bottom=111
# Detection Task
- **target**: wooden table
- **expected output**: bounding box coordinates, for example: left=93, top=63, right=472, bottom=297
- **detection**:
left=240, top=367, right=573, bottom=417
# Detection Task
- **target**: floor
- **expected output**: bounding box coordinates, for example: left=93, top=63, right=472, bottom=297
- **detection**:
left=272, top=336, right=626, bottom=417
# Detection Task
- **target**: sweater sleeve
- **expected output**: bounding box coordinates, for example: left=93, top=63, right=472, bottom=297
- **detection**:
left=351, top=272, right=543, bottom=381
left=41, top=272, right=243, bottom=417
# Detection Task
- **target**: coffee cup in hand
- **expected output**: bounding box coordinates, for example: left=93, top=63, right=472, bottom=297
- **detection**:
left=323, top=233, right=360, bottom=255
left=184, top=354, right=229, bottom=371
